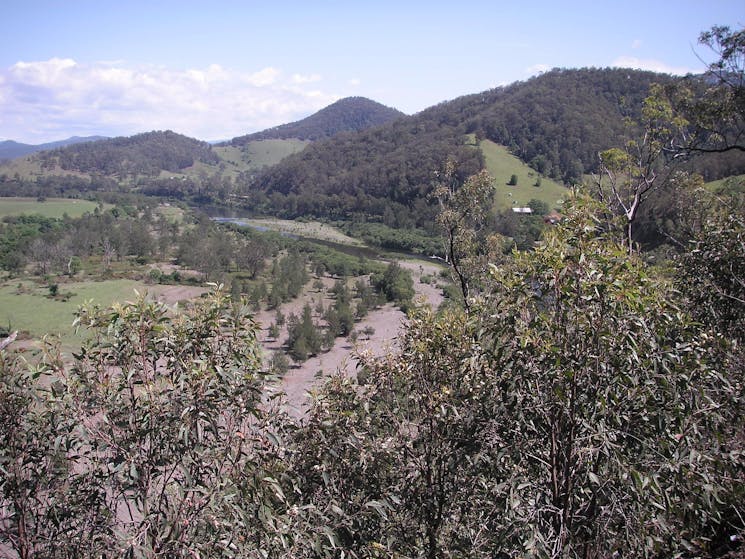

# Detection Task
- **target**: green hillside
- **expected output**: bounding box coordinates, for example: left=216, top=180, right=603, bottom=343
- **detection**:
left=0, top=155, right=84, bottom=181
left=480, top=140, right=567, bottom=211
left=36, top=130, right=218, bottom=176
left=214, top=139, right=309, bottom=171
left=153, top=140, right=310, bottom=184
left=243, top=69, right=686, bottom=226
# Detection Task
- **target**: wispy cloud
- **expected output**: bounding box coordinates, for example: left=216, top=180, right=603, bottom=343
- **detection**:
left=631, top=39, right=643, bottom=50
left=611, top=56, right=701, bottom=76
left=0, top=59, right=339, bottom=143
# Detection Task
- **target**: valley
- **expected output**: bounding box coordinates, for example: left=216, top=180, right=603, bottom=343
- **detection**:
left=0, top=196, right=449, bottom=414
left=1, top=44, right=744, bottom=556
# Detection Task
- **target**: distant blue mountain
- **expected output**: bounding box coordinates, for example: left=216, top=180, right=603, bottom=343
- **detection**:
left=0, top=136, right=108, bottom=160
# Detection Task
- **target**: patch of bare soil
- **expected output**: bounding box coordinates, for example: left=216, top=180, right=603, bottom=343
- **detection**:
left=399, top=259, right=446, bottom=309
left=269, top=260, right=447, bottom=417
left=150, top=285, right=209, bottom=306
left=3, top=336, right=39, bottom=353
left=279, top=303, right=405, bottom=417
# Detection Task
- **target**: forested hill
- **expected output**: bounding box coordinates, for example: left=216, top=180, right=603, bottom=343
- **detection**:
left=225, top=97, right=405, bottom=144
left=0, top=136, right=107, bottom=161
left=453, top=67, right=671, bottom=182
left=240, top=68, right=685, bottom=226
left=36, top=131, right=219, bottom=176
left=243, top=116, right=482, bottom=228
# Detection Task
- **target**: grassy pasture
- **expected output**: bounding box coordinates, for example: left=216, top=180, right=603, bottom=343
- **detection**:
left=0, top=278, right=204, bottom=350
left=479, top=140, right=568, bottom=211
left=160, top=139, right=308, bottom=181
left=0, top=279, right=145, bottom=347
left=242, top=139, right=309, bottom=168
left=213, top=139, right=308, bottom=172
left=0, top=197, right=102, bottom=219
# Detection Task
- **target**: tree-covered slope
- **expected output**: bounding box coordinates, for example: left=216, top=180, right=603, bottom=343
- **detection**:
left=225, top=97, right=405, bottom=144
left=242, top=68, right=683, bottom=224
left=457, top=67, right=745, bottom=183
left=35, top=130, right=219, bottom=177
left=419, top=67, right=680, bottom=183
left=242, top=119, right=483, bottom=229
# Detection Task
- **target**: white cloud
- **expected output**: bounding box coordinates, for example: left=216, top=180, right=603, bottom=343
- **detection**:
left=631, top=39, right=643, bottom=50
left=525, top=63, right=550, bottom=75
left=0, top=59, right=338, bottom=143
left=611, top=56, right=701, bottom=76
left=11, top=58, right=77, bottom=87
left=349, top=78, right=361, bottom=87
left=245, top=67, right=280, bottom=87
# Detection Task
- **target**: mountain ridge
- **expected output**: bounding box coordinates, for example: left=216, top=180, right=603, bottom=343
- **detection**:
left=224, top=96, right=405, bottom=145
left=3, top=68, right=743, bottom=223
left=238, top=67, right=745, bottom=226
left=0, top=136, right=108, bottom=160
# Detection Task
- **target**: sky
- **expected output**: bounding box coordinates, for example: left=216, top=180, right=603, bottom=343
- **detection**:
left=1, top=1, right=742, bottom=144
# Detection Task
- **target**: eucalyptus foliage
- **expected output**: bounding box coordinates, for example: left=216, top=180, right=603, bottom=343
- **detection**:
left=287, top=197, right=744, bottom=558
left=1, top=288, right=289, bottom=558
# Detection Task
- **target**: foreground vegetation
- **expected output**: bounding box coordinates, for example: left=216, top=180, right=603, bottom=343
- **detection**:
left=2, top=190, right=742, bottom=557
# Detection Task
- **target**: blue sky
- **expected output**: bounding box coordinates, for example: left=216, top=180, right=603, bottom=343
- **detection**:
left=1, top=0, right=742, bottom=143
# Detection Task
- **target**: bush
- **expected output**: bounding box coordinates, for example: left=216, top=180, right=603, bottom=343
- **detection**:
left=371, top=261, right=415, bottom=308
left=269, top=350, right=290, bottom=375
left=0, top=288, right=274, bottom=557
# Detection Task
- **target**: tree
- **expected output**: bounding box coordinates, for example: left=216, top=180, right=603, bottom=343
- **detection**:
left=287, top=304, right=322, bottom=361
left=0, top=342, right=110, bottom=558
left=235, top=236, right=270, bottom=278
left=593, top=26, right=744, bottom=253
left=269, top=350, right=290, bottom=376
left=371, top=261, right=415, bottom=309
left=102, top=237, right=115, bottom=270
left=230, top=277, right=243, bottom=304
left=594, top=87, right=681, bottom=253
left=676, top=206, right=745, bottom=343
left=527, top=197, right=550, bottom=215
left=656, top=25, right=745, bottom=157
left=432, top=162, right=495, bottom=309
left=268, top=322, right=280, bottom=340
left=476, top=198, right=743, bottom=555
left=508, top=173, right=518, bottom=185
